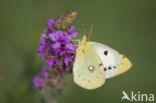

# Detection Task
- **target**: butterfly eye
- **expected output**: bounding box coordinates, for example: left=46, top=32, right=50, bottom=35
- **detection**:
left=104, top=50, right=108, bottom=55
left=88, top=65, right=95, bottom=73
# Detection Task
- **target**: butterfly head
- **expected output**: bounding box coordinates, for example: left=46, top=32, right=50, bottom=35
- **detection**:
left=82, top=34, right=89, bottom=42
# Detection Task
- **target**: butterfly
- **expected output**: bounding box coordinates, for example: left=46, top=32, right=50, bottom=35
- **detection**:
left=73, top=35, right=132, bottom=90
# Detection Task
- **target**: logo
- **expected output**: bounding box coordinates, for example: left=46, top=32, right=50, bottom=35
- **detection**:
left=121, top=91, right=154, bottom=102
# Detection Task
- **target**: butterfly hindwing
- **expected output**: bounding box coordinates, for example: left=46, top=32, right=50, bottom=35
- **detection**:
left=73, top=42, right=105, bottom=90
left=90, top=42, right=132, bottom=79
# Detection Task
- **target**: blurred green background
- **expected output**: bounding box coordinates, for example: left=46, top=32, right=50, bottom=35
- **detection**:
left=0, top=0, right=156, bottom=103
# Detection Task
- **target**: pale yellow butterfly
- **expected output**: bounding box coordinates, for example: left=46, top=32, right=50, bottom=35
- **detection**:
left=73, top=35, right=132, bottom=90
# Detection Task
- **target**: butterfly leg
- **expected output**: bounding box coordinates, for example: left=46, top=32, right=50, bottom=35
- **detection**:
left=72, top=40, right=81, bottom=44
left=70, top=55, right=75, bottom=59
left=73, top=45, right=79, bottom=46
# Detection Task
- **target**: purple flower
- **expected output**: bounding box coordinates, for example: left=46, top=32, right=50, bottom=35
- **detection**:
left=40, top=35, right=47, bottom=45
left=42, top=66, right=48, bottom=78
left=33, top=66, right=48, bottom=89
left=58, top=67, right=69, bottom=75
left=65, top=56, right=71, bottom=66
left=37, top=18, right=78, bottom=75
left=37, top=44, right=46, bottom=57
left=44, top=28, right=52, bottom=35
left=65, top=26, right=78, bottom=37
left=33, top=77, right=41, bottom=87
left=46, top=18, right=54, bottom=27
left=46, top=57, right=61, bottom=68
left=49, top=31, right=75, bottom=51
left=68, top=26, right=75, bottom=32
left=49, top=31, right=72, bottom=43
left=66, top=43, right=76, bottom=50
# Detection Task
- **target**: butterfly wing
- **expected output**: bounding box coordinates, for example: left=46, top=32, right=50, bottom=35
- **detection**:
left=90, top=42, right=132, bottom=79
left=73, top=42, right=105, bottom=90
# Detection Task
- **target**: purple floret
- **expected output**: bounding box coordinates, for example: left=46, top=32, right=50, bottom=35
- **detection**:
left=33, top=66, right=48, bottom=89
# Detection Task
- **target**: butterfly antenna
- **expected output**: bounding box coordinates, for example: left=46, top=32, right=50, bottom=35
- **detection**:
left=88, top=24, right=94, bottom=37
left=81, top=24, right=87, bottom=35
